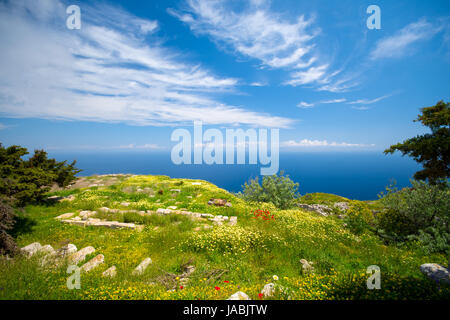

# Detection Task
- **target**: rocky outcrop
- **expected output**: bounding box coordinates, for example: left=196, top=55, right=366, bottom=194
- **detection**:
left=208, top=198, right=232, bottom=207
left=69, top=246, right=95, bottom=265
left=420, top=263, right=450, bottom=285
left=228, top=291, right=250, bottom=300
left=132, top=257, right=152, bottom=275
left=103, top=266, right=117, bottom=277
left=297, top=204, right=332, bottom=216
left=81, top=254, right=104, bottom=272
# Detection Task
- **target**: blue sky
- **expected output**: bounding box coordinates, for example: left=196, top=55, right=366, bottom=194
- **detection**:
left=0, top=0, right=449, bottom=153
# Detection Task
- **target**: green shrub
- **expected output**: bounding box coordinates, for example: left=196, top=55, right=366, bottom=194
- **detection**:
left=344, top=201, right=374, bottom=235
left=239, top=171, right=299, bottom=209
left=378, top=180, right=450, bottom=253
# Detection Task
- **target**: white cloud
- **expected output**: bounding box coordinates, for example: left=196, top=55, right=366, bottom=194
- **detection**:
left=348, top=94, right=391, bottom=105
left=320, top=98, right=346, bottom=104
left=370, top=19, right=440, bottom=60
left=285, top=64, right=329, bottom=86
left=297, top=102, right=315, bottom=108
left=169, top=0, right=317, bottom=69
left=351, top=106, right=370, bottom=111
left=0, top=0, right=293, bottom=128
left=282, top=139, right=374, bottom=147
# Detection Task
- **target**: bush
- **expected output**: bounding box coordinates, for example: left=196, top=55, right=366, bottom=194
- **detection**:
left=344, top=201, right=374, bottom=235
left=377, top=180, right=450, bottom=253
left=0, top=199, right=17, bottom=255
left=239, top=171, right=299, bottom=209
left=0, top=144, right=81, bottom=206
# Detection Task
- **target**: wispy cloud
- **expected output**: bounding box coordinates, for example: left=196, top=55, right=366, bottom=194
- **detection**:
left=297, top=101, right=315, bottom=108
left=170, top=0, right=352, bottom=92
left=370, top=19, right=441, bottom=60
left=320, top=98, right=346, bottom=104
left=169, top=0, right=318, bottom=70
left=282, top=139, right=374, bottom=147
left=351, top=106, right=370, bottom=111
left=348, top=94, right=392, bottom=105
left=0, top=0, right=293, bottom=128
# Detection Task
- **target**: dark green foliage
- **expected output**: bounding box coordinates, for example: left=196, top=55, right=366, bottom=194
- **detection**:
left=384, top=100, right=450, bottom=185
left=378, top=180, right=450, bottom=254
left=0, top=143, right=80, bottom=254
left=0, top=143, right=81, bottom=206
left=240, top=171, right=299, bottom=209
left=0, top=199, right=17, bottom=255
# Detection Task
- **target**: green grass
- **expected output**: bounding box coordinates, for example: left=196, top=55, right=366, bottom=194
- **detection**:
left=1, top=174, right=448, bottom=300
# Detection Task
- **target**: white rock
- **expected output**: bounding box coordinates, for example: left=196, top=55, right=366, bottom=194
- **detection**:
left=81, top=254, right=104, bottom=272
left=261, top=283, right=275, bottom=297
left=191, top=182, right=202, bottom=185
left=70, top=246, right=95, bottom=265
left=170, top=189, right=181, bottom=193
left=228, top=216, right=238, bottom=226
left=121, top=202, right=131, bottom=207
left=55, top=212, right=76, bottom=220
left=300, top=259, right=314, bottom=273
left=57, top=244, right=77, bottom=257
left=168, top=206, right=177, bottom=210
left=102, top=266, right=117, bottom=277
left=227, top=291, right=250, bottom=300
left=21, top=242, right=42, bottom=257
left=132, top=257, right=152, bottom=275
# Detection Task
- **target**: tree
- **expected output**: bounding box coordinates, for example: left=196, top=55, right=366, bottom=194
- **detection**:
left=240, top=171, right=300, bottom=209
left=384, top=100, right=450, bottom=185
left=0, top=143, right=81, bottom=255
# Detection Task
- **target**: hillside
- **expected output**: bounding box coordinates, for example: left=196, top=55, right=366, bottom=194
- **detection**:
left=0, top=174, right=448, bottom=300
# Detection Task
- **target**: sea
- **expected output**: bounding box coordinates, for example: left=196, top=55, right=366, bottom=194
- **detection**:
left=49, top=151, right=421, bottom=201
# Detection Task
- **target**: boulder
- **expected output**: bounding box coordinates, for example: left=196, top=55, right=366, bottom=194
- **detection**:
left=300, top=259, right=314, bottom=274
left=334, top=202, right=350, bottom=212
left=208, top=198, right=232, bottom=207
left=69, top=246, right=95, bottom=265
left=81, top=254, right=104, bottom=272
left=261, top=283, right=275, bottom=297
left=132, top=257, right=152, bottom=275
left=420, top=263, right=450, bottom=285
left=57, top=244, right=77, bottom=257
left=21, top=242, right=42, bottom=257
left=297, top=204, right=332, bottom=217
left=55, top=212, right=76, bottom=220
left=227, top=291, right=250, bottom=300
left=228, top=216, right=238, bottom=226
left=102, top=266, right=117, bottom=277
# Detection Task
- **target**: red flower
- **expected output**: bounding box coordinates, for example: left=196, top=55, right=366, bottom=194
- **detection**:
left=180, top=286, right=184, bottom=289
left=224, top=280, right=229, bottom=283
left=258, top=293, right=263, bottom=299
left=215, top=286, right=220, bottom=290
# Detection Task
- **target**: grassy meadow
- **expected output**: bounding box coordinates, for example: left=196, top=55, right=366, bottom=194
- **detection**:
left=0, top=174, right=448, bottom=300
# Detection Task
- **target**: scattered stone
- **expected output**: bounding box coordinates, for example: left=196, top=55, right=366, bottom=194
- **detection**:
left=168, top=206, right=177, bottom=210
left=132, top=257, right=152, bottom=275
left=40, top=244, right=56, bottom=255
left=79, top=210, right=97, bottom=220
left=121, top=202, right=131, bottom=207
left=102, top=266, right=117, bottom=277
left=191, top=182, right=202, bottom=186
left=57, top=244, right=77, bottom=257
left=55, top=212, right=76, bottom=220
left=261, top=283, right=275, bottom=297
left=186, top=196, right=192, bottom=199
left=228, top=216, right=238, bottom=226
left=157, top=208, right=171, bottom=215
left=297, top=204, right=332, bottom=217
left=81, top=254, right=104, bottom=272
left=70, top=246, right=95, bottom=265
left=228, top=291, right=250, bottom=300
left=420, top=263, right=450, bottom=285
left=207, top=198, right=232, bottom=207
left=170, top=189, right=181, bottom=193
left=21, top=242, right=42, bottom=257
left=334, top=202, right=350, bottom=212
left=300, top=259, right=315, bottom=274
